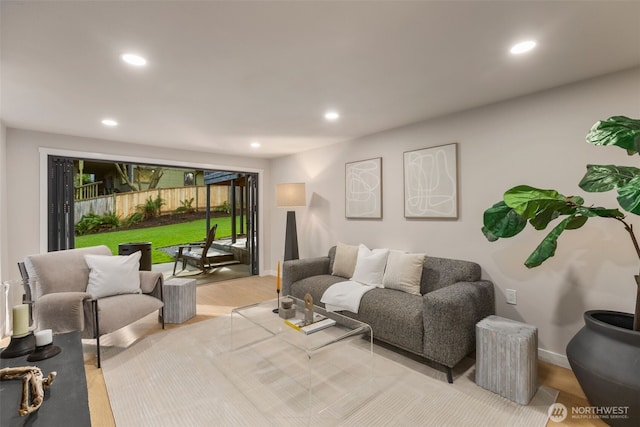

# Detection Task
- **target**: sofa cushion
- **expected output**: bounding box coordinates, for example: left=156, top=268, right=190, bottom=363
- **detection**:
left=331, top=242, right=359, bottom=278
left=351, top=244, right=389, bottom=287
left=289, top=274, right=345, bottom=307
left=85, top=252, right=142, bottom=299
left=95, top=294, right=164, bottom=335
left=383, top=252, right=425, bottom=295
left=342, top=288, right=424, bottom=354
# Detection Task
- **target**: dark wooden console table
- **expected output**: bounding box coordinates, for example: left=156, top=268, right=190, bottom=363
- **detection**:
left=1, top=331, right=91, bottom=426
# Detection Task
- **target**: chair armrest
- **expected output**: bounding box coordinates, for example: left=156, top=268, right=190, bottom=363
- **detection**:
left=422, top=280, right=495, bottom=368
left=283, top=257, right=330, bottom=296
left=38, top=292, right=93, bottom=334
left=139, top=271, right=164, bottom=301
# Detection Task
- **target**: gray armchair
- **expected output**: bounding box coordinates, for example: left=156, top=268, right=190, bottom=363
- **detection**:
left=23, top=245, right=164, bottom=367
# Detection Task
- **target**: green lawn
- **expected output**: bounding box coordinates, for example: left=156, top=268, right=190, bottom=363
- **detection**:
left=75, top=217, right=244, bottom=264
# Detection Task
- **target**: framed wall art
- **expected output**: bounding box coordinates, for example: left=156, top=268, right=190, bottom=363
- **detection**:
left=345, top=157, right=382, bottom=219
left=404, top=143, right=458, bottom=219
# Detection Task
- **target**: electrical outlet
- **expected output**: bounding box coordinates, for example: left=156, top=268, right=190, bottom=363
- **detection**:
left=506, top=289, right=517, bottom=305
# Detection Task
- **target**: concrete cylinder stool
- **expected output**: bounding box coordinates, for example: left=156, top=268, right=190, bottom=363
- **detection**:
left=475, top=315, right=538, bottom=404
left=163, top=277, right=196, bottom=324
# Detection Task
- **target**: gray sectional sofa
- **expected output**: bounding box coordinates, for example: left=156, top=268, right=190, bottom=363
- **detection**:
left=283, top=246, right=495, bottom=382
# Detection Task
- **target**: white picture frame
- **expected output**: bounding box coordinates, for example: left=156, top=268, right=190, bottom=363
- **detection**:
left=404, top=143, right=458, bottom=219
left=345, top=157, right=382, bottom=219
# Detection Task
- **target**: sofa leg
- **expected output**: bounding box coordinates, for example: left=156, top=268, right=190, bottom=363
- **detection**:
left=446, top=367, right=453, bottom=384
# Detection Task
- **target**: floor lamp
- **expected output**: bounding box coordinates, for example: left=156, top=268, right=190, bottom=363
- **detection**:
left=276, top=183, right=306, bottom=261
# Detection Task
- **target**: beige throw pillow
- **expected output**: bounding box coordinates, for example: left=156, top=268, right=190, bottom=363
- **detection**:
left=332, top=242, right=359, bottom=278
left=383, top=252, right=426, bottom=295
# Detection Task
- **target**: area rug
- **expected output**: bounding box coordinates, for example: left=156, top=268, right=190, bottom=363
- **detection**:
left=101, top=316, right=557, bottom=426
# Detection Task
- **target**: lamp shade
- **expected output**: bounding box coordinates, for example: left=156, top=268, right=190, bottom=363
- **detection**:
left=276, top=183, right=306, bottom=207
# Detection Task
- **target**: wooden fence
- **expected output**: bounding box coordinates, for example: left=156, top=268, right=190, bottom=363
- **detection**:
left=74, top=185, right=229, bottom=223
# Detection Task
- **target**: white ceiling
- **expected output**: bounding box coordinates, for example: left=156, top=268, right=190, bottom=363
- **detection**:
left=1, top=1, right=639, bottom=159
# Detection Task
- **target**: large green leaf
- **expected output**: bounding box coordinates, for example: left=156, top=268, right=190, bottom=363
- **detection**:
left=525, top=215, right=580, bottom=268
left=565, top=215, right=588, bottom=230
left=482, top=201, right=527, bottom=240
left=579, top=164, right=640, bottom=192
left=529, top=194, right=585, bottom=230
left=503, top=186, right=567, bottom=218
left=616, top=175, right=640, bottom=215
left=575, top=206, right=624, bottom=219
left=586, top=116, right=640, bottom=155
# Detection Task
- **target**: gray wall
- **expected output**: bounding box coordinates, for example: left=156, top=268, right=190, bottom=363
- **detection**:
left=269, top=67, right=640, bottom=363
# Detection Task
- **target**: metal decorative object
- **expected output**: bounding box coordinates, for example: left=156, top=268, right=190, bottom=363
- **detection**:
left=304, top=293, right=314, bottom=325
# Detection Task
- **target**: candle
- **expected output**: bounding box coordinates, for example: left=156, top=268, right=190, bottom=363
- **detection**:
left=12, top=304, right=29, bottom=338
left=35, top=329, right=53, bottom=347
left=276, top=261, right=281, bottom=292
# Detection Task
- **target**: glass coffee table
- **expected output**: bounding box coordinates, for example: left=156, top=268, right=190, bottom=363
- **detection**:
left=230, top=295, right=372, bottom=353
left=225, top=295, right=374, bottom=424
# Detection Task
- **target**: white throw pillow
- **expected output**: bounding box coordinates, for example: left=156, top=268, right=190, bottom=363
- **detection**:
left=351, top=244, right=390, bottom=287
left=383, top=252, right=426, bottom=295
left=85, top=252, right=142, bottom=299
left=332, top=242, right=359, bottom=278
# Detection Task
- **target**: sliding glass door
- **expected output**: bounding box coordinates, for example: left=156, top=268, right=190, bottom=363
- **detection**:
left=247, top=173, right=259, bottom=275
left=47, top=156, right=75, bottom=251
left=47, top=155, right=260, bottom=276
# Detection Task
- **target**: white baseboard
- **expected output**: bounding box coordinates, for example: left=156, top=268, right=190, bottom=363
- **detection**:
left=538, top=348, right=570, bottom=369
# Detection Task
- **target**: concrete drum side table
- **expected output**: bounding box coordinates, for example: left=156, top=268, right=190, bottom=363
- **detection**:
left=164, top=277, right=197, bottom=324
left=475, top=315, right=538, bottom=404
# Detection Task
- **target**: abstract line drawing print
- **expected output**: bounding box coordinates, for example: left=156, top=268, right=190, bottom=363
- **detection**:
left=345, top=158, right=382, bottom=218
left=404, top=144, right=457, bottom=218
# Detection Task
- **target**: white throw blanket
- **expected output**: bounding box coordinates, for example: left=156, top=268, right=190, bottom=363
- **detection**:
left=321, top=280, right=375, bottom=313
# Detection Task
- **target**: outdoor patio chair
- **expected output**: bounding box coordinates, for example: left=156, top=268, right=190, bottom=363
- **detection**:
left=172, top=224, right=236, bottom=275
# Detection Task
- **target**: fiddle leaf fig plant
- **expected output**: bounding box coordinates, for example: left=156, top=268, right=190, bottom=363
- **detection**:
left=482, top=116, right=640, bottom=331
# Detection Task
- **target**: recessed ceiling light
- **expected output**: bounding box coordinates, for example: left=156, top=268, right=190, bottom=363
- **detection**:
left=324, top=111, right=340, bottom=121
left=250, top=141, right=261, bottom=148
left=101, top=119, right=118, bottom=127
left=121, top=53, right=147, bottom=66
left=510, top=40, right=537, bottom=55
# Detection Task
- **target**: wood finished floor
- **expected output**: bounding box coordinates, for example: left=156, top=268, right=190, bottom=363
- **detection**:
left=79, top=275, right=602, bottom=426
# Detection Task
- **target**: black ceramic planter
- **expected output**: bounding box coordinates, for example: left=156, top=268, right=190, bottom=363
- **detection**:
left=566, top=310, right=640, bottom=427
